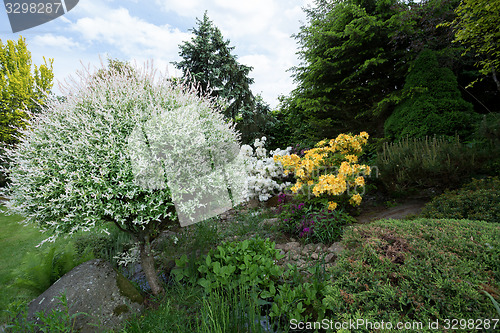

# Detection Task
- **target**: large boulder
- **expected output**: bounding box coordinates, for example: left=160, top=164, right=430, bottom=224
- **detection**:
left=26, top=259, right=143, bottom=332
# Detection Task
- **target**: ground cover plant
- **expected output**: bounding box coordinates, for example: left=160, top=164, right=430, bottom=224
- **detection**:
left=324, top=218, right=500, bottom=332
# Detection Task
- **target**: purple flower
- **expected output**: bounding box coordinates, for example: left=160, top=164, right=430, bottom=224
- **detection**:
left=303, top=227, right=310, bottom=233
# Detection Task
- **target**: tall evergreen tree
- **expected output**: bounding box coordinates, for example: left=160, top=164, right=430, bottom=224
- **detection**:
left=173, top=12, right=255, bottom=121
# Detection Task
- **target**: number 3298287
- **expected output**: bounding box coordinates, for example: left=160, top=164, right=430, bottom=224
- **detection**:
left=5, top=2, right=63, bottom=14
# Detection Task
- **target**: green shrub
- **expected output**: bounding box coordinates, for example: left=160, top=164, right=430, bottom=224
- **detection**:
left=173, top=237, right=284, bottom=300
left=12, top=243, right=94, bottom=296
left=420, top=177, right=500, bottom=223
left=323, top=219, right=500, bottom=331
left=376, top=135, right=485, bottom=193
left=385, top=49, right=478, bottom=141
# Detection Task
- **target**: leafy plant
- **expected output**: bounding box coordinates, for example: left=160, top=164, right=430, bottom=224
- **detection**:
left=13, top=243, right=94, bottom=296
left=73, top=226, right=134, bottom=268
left=420, top=177, right=500, bottom=223
left=278, top=200, right=354, bottom=244
left=173, top=237, right=284, bottom=300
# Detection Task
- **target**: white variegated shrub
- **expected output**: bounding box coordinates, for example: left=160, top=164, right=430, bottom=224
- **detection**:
left=1, top=62, right=241, bottom=295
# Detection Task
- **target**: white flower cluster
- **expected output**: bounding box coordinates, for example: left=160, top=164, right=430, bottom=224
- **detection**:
left=240, top=137, right=292, bottom=202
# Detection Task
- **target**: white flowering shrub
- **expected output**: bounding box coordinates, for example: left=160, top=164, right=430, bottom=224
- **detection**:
left=240, top=137, right=292, bottom=202
left=1, top=62, right=241, bottom=294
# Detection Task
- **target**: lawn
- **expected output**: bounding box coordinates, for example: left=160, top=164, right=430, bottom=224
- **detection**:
left=0, top=205, right=49, bottom=323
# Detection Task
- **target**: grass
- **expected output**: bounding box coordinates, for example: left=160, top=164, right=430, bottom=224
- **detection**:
left=0, top=205, right=49, bottom=323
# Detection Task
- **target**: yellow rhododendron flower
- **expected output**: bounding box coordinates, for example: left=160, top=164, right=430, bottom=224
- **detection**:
left=355, top=176, right=365, bottom=186
left=276, top=132, right=370, bottom=211
left=349, top=193, right=362, bottom=206
left=328, top=201, right=338, bottom=210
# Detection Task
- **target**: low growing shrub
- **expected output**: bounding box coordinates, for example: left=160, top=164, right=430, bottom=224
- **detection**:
left=420, top=177, right=500, bottom=223
left=324, top=218, right=500, bottom=331
left=376, top=135, right=484, bottom=193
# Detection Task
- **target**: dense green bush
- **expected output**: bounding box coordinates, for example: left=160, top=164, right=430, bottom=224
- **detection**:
left=376, top=135, right=485, bottom=193
left=324, top=218, right=500, bottom=331
left=385, top=49, right=478, bottom=141
left=420, top=177, right=500, bottom=223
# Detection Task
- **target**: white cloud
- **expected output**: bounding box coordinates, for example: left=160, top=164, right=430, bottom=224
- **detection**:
left=31, top=34, right=82, bottom=52
left=72, top=7, right=192, bottom=61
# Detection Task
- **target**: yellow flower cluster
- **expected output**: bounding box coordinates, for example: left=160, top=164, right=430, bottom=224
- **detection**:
left=274, top=132, right=371, bottom=211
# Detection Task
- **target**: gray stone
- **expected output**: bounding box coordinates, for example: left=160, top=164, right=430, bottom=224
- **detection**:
left=328, top=242, right=345, bottom=255
left=280, top=241, right=300, bottom=252
left=311, top=253, right=319, bottom=260
left=303, top=243, right=316, bottom=253
left=26, top=259, right=143, bottom=333
left=325, top=253, right=336, bottom=263
left=315, top=243, right=325, bottom=252
left=260, top=218, right=279, bottom=227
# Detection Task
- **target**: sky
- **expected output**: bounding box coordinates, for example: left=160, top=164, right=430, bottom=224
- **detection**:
left=1, top=0, right=314, bottom=108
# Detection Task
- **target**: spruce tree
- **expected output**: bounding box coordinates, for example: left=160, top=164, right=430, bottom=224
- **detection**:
left=174, top=12, right=254, bottom=121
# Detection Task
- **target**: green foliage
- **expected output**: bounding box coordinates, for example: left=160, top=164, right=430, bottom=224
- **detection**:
left=288, top=0, right=406, bottom=140
left=420, top=177, right=500, bottom=223
left=5, top=292, right=86, bottom=333
left=277, top=200, right=354, bottom=244
left=0, top=36, right=54, bottom=187
left=376, top=135, right=485, bottom=193
left=173, top=237, right=284, bottom=299
left=13, top=242, right=94, bottom=296
left=0, top=36, right=54, bottom=145
left=324, top=218, right=500, bottom=330
left=449, top=0, right=500, bottom=92
left=385, top=49, right=478, bottom=140
left=269, top=264, right=329, bottom=326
